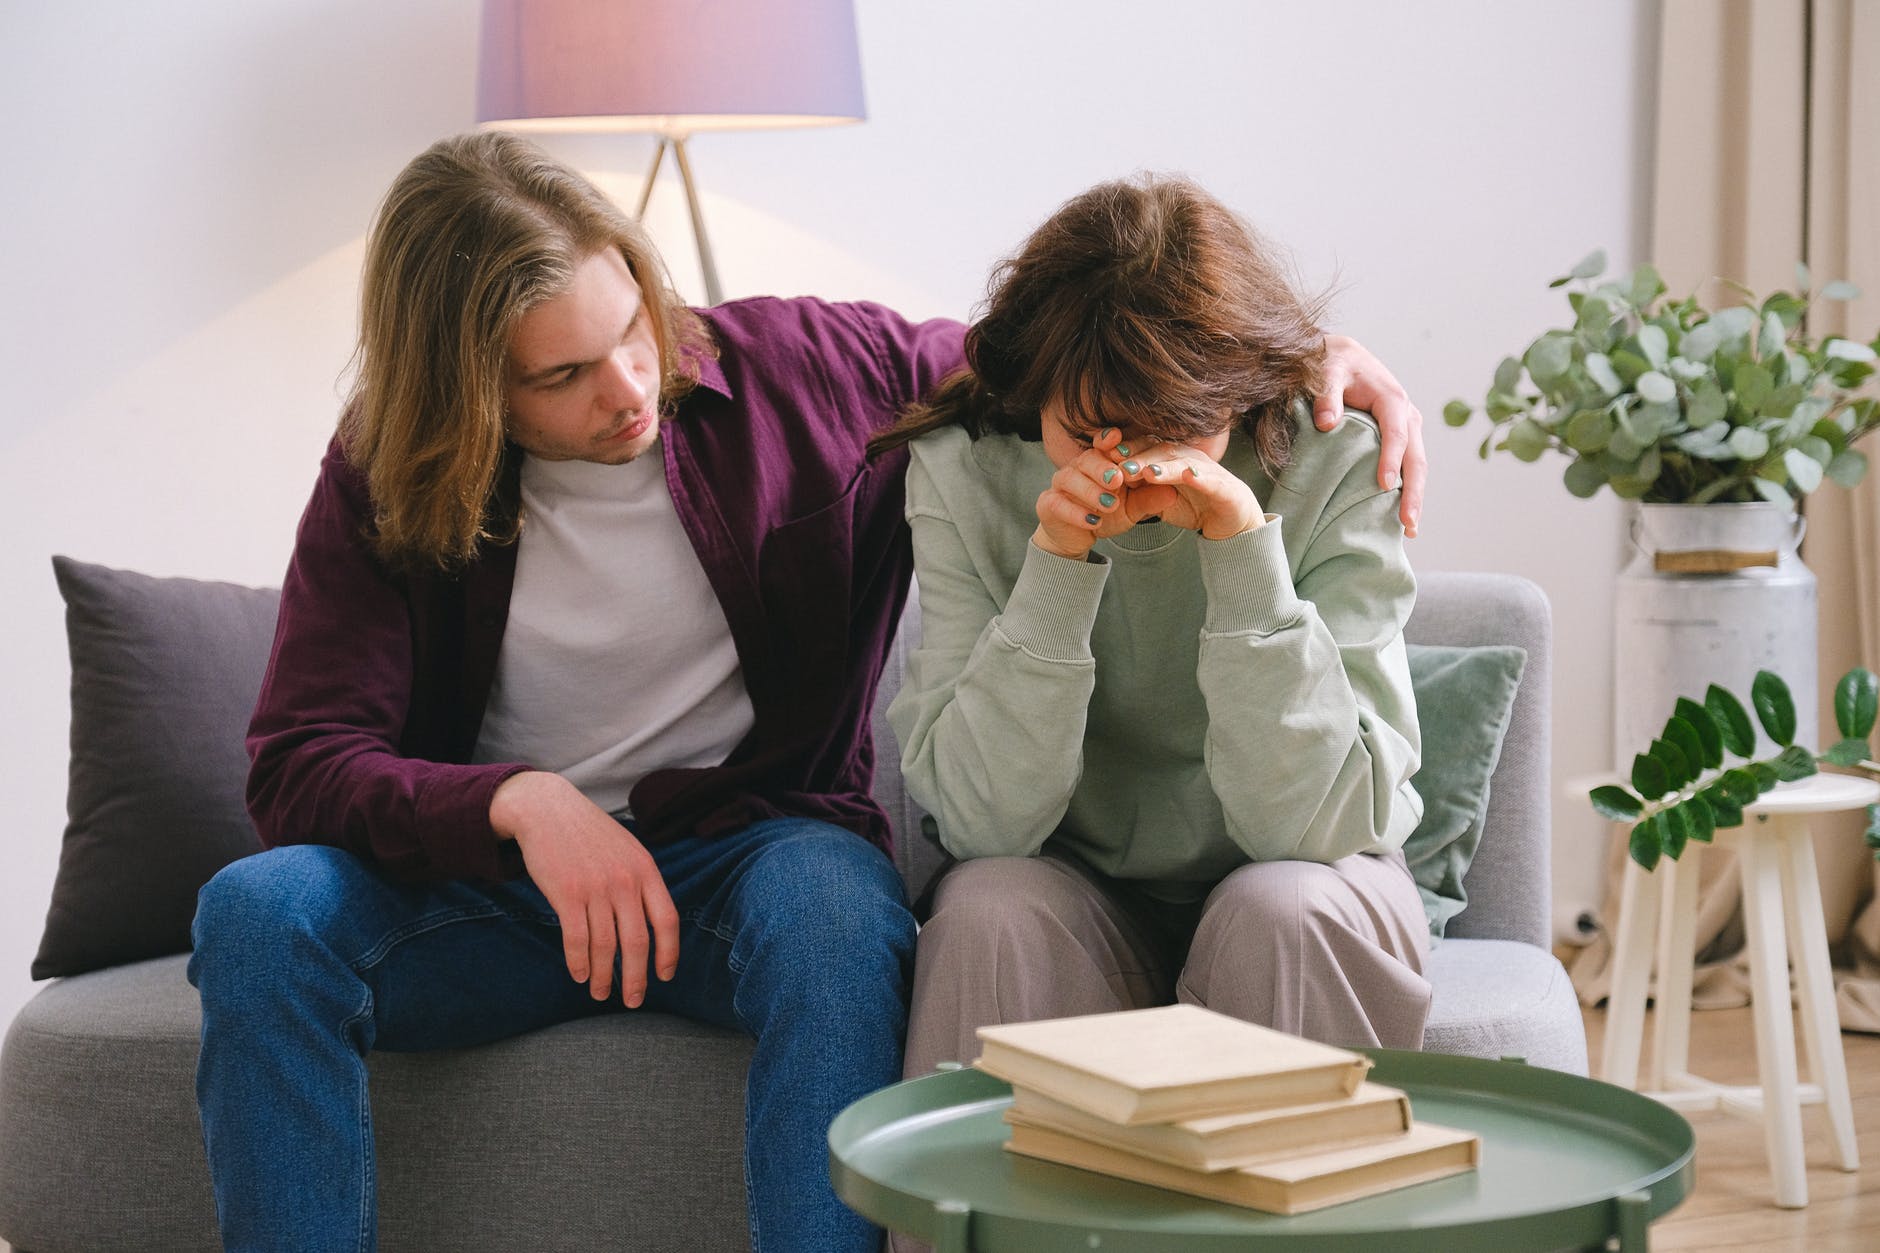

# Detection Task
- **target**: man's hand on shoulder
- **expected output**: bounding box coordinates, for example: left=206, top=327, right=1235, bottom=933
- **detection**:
left=490, top=772, right=680, bottom=1006
left=1313, top=335, right=1426, bottom=538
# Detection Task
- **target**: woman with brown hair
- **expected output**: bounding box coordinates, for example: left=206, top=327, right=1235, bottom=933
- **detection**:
left=877, top=176, right=1432, bottom=1077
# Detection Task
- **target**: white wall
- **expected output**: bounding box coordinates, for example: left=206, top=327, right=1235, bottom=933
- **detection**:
left=0, top=0, right=1654, bottom=1030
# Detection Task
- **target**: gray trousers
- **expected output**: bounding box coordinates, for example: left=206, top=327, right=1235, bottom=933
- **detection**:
left=901, top=850, right=1433, bottom=1080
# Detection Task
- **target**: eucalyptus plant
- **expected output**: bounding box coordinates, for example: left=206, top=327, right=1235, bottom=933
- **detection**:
left=1446, top=254, right=1880, bottom=504
left=1592, top=667, right=1880, bottom=869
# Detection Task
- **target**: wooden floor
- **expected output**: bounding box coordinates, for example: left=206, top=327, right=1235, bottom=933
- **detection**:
left=1582, top=1002, right=1880, bottom=1251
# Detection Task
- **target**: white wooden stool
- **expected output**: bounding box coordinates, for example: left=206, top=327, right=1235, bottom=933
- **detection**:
left=1599, top=772, right=1877, bottom=1208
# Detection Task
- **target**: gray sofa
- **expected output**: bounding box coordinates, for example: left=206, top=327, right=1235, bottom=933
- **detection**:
left=0, top=570, right=1584, bottom=1252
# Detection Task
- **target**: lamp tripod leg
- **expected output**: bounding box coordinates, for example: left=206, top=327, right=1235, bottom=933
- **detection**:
left=671, top=134, right=724, bottom=306
left=635, top=138, right=668, bottom=220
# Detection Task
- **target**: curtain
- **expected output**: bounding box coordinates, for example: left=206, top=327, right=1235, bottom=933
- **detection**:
left=1569, top=0, right=1880, bottom=1031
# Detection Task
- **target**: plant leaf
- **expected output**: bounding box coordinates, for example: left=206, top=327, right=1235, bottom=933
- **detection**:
left=1590, top=785, right=1644, bottom=821
left=1585, top=353, right=1623, bottom=397
left=1629, top=813, right=1663, bottom=871
left=1822, top=737, right=1872, bottom=767
left=1773, top=744, right=1818, bottom=782
left=1493, top=356, right=1523, bottom=394
left=1662, top=716, right=1707, bottom=780
left=1636, top=370, right=1677, bottom=404
left=1675, top=696, right=1724, bottom=767
left=1702, top=784, right=1744, bottom=829
left=1821, top=279, right=1862, bottom=301
left=1442, top=399, right=1472, bottom=427
left=1685, top=793, right=1717, bottom=843
left=1784, top=447, right=1825, bottom=494
left=1570, top=249, right=1608, bottom=280
left=1751, top=669, right=1797, bottom=746
left=1661, top=803, right=1692, bottom=860
left=1729, top=426, right=1771, bottom=460
left=1650, top=737, right=1692, bottom=790
left=1632, top=752, right=1671, bottom=801
left=1720, top=767, right=1762, bottom=804
left=1526, top=335, right=1574, bottom=383
left=1835, top=667, right=1879, bottom=739
left=1706, top=684, right=1756, bottom=756
left=1563, top=457, right=1608, bottom=498
left=1828, top=449, right=1869, bottom=488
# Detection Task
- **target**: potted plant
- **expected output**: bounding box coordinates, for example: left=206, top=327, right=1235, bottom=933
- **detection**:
left=1446, top=256, right=1880, bottom=763
left=1443, top=253, right=1878, bottom=504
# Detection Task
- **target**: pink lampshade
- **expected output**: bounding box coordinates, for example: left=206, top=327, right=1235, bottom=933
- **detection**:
left=477, top=0, right=867, bottom=135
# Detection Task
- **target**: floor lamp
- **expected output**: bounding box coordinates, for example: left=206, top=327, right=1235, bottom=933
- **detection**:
left=475, top=0, right=867, bottom=307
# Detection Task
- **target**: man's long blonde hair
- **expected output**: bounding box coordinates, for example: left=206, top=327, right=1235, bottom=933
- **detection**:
left=340, top=131, right=711, bottom=571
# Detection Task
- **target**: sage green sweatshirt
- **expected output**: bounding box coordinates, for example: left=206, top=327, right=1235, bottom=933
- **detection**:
left=887, top=412, right=1422, bottom=901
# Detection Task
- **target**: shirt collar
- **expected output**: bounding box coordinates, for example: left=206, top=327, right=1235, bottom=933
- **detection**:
left=682, top=337, right=732, bottom=400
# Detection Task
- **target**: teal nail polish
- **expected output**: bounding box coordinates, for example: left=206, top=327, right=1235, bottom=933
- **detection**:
left=1102, top=468, right=1119, bottom=485
left=1085, top=512, right=1101, bottom=525
left=1099, top=493, right=1116, bottom=508
left=1123, top=460, right=1140, bottom=474
left=1116, top=445, right=1131, bottom=457
left=1150, top=465, right=1166, bottom=478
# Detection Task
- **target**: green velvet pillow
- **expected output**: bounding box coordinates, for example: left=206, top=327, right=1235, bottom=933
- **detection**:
left=1403, top=643, right=1527, bottom=938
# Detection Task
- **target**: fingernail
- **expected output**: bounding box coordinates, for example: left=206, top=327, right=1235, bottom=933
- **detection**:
left=1099, top=492, right=1116, bottom=508
left=1101, top=427, right=1118, bottom=441
left=1383, top=470, right=1399, bottom=490
left=1102, top=468, right=1119, bottom=485
left=1123, top=460, right=1140, bottom=474
left=1150, top=465, right=1165, bottom=478
left=1085, top=512, right=1101, bottom=525
left=1116, top=445, right=1131, bottom=457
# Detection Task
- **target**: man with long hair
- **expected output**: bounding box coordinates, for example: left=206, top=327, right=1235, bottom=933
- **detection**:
left=185, top=132, right=1427, bottom=1252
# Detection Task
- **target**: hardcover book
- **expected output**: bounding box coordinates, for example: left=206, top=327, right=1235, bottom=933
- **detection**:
left=1004, top=1118, right=1481, bottom=1215
left=973, top=1004, right=1371, bottom=1126
left=1005, top=1081, right=1414, bottom=1172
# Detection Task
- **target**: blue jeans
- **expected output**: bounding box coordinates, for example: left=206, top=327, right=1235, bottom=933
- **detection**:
left=188, top=817, right=915, bottom=1253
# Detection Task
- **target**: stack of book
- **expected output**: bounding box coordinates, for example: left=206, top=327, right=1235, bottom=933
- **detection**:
left=974, top=1004, right=1479, bottom=1215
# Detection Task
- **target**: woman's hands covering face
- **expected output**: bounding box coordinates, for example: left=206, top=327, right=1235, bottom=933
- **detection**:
left=1031, top=427, right=1263, bottom=561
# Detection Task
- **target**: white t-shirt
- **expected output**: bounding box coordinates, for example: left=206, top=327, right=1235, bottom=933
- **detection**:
left=471, top=445, right=755, bottom=819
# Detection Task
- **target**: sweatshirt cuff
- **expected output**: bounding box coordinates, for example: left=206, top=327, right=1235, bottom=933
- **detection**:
left=1197, top=517, right=1304, bottom=634
left=994, top=540, right=1111, bottom=661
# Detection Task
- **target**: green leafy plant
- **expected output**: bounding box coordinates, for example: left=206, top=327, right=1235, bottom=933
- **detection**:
left=1593, top=667, right=1880, bottom=869
left=1446, top=255, right=1880, bottom=504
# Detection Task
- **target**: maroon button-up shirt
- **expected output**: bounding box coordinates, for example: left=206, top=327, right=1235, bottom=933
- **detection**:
left=245, top=297, right=965, bottom=882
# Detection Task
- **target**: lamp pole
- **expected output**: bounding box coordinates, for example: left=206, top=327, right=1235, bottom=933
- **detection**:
left=636, top=135, right=723, bottom=307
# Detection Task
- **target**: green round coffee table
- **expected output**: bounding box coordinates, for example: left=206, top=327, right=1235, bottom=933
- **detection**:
left=831, top=1050, right=1694, bottom=1251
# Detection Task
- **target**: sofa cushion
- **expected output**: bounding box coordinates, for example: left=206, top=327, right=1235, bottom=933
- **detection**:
left=1403, top=643, right=1527, bottom=938
left=1422, top=938, right=1588, bottom=1074
left=33, top=558, right=277, bottom=979
left=0, top=955, right=753, bottom=1251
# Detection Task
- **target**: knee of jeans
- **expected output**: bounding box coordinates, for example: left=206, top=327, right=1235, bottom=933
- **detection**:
left=744, top=828, right=915, bottom=969
left=191, top=845, right=360, bottom=977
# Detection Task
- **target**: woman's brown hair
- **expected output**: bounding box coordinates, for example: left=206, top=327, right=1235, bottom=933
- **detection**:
left=340, top=130, right=713, bottom=572
left=870, top=175, right=1326, bottom=473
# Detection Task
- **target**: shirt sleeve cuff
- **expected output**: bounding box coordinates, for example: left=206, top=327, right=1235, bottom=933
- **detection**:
left=1198, top=517, right=1304, bottom=635
left=994, top=541, right=1111, bottom=662
left=417, top=763, right=533, bottom=881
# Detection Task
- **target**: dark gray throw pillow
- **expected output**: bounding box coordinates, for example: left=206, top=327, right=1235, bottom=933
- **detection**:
left=34, top=557, right=279, bottom=979
left=1403, top=643, right=1528, bottom=939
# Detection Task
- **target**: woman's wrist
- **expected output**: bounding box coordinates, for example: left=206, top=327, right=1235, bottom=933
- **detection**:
left=1030, top=526, right=1093, bottom=561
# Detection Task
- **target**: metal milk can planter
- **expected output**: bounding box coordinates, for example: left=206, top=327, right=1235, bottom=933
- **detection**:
left=1613, top=502, right=1817, bottom=769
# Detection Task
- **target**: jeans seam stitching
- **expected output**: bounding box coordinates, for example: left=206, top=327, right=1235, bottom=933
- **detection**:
left=345, top=903, right=529, bottom=973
